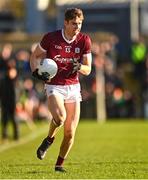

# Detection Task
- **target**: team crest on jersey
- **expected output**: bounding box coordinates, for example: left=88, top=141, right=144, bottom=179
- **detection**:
left=75, top=48, right=80, bottom=53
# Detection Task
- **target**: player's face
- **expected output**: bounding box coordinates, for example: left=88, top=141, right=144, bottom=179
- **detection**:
left=64, top=17, right=83, bottom=37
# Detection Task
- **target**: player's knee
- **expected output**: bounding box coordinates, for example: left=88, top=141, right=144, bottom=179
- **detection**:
left=53, top=115, right=65, bottom=127
left=52, top=119, right=63, bottom=127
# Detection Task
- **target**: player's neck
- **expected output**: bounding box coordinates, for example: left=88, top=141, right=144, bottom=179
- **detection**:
left=63, top=29, right=76, bottom=41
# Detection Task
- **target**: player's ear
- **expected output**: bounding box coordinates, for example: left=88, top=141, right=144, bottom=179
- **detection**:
left=64, top=20, right=68, bottom=26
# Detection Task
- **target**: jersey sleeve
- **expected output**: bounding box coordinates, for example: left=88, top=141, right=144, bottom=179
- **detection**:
left=83, top=35, right=92, bottom=55
left=40, top=33, right=50, bottom=51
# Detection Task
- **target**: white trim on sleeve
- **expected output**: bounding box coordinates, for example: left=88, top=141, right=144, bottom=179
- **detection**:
left=38, top=43, right=47, bottom=52
left=83, top=53, right=92, bottom=59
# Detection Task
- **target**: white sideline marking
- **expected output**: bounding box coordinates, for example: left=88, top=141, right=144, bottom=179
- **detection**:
left=0, top=127, right=48, bottom=153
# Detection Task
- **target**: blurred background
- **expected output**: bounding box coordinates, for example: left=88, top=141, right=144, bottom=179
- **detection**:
left=0, top=0, right=148, bottom=141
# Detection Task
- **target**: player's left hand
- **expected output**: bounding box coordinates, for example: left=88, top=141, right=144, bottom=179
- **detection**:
left=32, top=68, right=50, bottom=81
left=45, top=78, right=51, bottom=83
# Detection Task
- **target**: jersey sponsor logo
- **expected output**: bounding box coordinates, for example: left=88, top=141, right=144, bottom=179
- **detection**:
left=53, top=55, right=80, bottom=63
left=75, top=47, right=80, bottom=53
left=55, top=45, right=62, bottom=50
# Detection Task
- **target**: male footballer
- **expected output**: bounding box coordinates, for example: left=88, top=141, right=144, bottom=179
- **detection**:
left=30, top=8, right=92, bottom=172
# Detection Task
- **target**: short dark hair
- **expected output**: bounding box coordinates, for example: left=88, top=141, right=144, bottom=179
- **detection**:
left=64, top=8, right=84, bottom=21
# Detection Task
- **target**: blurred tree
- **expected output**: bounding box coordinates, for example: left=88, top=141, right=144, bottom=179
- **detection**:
left=0, top=0, right=57, bottom=19
left=0, top=0, right=25, bottom=18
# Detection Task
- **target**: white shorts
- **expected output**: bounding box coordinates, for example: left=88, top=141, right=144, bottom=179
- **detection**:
left=45, top=83, right=82, bottom=103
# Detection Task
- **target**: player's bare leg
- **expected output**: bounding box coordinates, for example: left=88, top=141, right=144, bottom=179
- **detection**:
left=55, top=101, right=80, bottom=172
left=48, top=94, right=66, bottom=137
left=37, top=94, right=66, bottom=160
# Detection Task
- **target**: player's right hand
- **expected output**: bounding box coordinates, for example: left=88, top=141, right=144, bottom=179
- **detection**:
left=71, top=59, right=81, bottom=74
left=66, top=59, right=81, bottom=77
left=32, top=69, right=50, bottom=81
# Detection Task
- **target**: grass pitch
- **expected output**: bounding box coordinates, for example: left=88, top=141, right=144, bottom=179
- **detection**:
left=0, top=120, right=148, bottom=179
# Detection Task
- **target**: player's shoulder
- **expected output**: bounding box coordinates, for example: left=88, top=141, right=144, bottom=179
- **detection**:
left=77, top=32, right=91, bottom=42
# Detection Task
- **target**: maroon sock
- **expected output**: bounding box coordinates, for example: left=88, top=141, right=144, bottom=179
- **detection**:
left=55, top=156, right=65, bottom=167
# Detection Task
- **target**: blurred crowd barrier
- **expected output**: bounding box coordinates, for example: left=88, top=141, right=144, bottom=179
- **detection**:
left=0, top=34, right=148, bottom=126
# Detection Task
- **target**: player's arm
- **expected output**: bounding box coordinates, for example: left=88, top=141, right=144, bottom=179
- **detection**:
left=79, top=53, right=92, bottom=75
left=30, top=44, right=46, bottom=72
left=30, top=44, right=50, bottom=81
left=78, top=35, right=92, bottom=75
left=70, top=53, right=92, bottom=76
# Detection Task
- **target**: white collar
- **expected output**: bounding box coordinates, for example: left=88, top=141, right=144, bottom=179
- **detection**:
left=62, top=29, right=77, bottom=44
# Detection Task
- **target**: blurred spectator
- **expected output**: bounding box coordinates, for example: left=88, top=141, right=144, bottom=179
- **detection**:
left=143, top=57, right=148, bottom=118
left=131, top=36, right=147, bottom=80
left=0, top=44, right=19, bottom=141
left=91, top=40, right=135, bottom=119
left=15, top=78, right=37, bottom=129
left=15, top=79, right=52, bottom=128
left=15, top=49, right=31, bottom=79
left=1, top=43, right=13, bottom=59
left=131, top=36, right=148, bottom=117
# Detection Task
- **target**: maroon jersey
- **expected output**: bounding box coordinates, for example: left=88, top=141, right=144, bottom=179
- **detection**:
left=40, top=29, right=91, bottom=85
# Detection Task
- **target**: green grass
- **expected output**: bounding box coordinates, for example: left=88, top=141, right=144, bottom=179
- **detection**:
left=0, top=120, right=148, bottom=179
